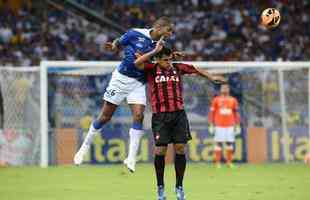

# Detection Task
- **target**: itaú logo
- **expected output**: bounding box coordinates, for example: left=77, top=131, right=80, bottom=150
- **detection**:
left=155, top=75, right=180, bottom=83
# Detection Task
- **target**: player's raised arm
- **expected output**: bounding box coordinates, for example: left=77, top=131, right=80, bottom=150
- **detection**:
left=176, top=63, right=227, bottom=83
left=194, top=67, right=227, bottom=84
left=134, top=37, right=164, bottom=70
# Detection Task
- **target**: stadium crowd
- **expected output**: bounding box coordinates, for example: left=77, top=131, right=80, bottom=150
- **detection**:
left=0, top=0, right=310, bottom=66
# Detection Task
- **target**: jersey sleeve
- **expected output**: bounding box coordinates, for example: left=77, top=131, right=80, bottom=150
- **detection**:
left=233, top=98, right=241, bottom=124
left=118, top=29, right=135, bottom=46
left=175, top=63, right=199, bottom=75
left=208, top=98, right=217, bottom=124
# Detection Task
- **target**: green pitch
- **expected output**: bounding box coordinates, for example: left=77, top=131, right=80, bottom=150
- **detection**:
left=0, top=163, right=309, bottom=200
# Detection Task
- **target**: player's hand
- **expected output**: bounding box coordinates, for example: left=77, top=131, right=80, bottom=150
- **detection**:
left=208, top=124, right=215, bottom=136
left=172, top=51, right=186, bottom=60
left=234, top=124, right=241, bottom=136
left=211, top=75, right=227, bottom=84
left=135, top=52, right=142, bottom=58
left=104, top=42, right=118, bottom=52
left=153, top=36, right=164, bottom=53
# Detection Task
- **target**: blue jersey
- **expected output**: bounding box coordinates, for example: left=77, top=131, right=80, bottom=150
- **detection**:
left=117, top=28, right=156, bottom=82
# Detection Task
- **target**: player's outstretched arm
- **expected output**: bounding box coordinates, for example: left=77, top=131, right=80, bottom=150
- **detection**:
left=134, top=37, right=164, bottom=70
left=194, top=67, right=227, bottom=84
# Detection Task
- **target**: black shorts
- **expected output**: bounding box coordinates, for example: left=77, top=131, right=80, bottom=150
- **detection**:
left=152, top=110, right=192, bottom=146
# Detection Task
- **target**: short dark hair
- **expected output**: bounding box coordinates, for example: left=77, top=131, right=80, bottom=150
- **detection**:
left=153, top=16, right=172, bottom=27
left=154, top=47, right=172, bottom=59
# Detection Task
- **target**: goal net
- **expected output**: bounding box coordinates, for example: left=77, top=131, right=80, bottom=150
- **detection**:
left=1, top=62, right=309, bottom=167
left=0, top=67, right=41, bottom=166
left=39, top=61, right=310, bottom=167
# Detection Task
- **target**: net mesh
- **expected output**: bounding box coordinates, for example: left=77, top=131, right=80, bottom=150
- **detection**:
left=46, top=64, right=310, bottom=165
left=0, top=68, right=40, bottom=166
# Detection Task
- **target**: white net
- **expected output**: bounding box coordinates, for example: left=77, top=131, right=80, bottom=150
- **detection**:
left=42, top=62, right=310, bottom=166
left=0, top=67, right=41, bottom=166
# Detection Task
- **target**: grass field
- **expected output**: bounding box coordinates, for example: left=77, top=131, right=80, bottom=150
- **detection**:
left=0, top=163, right=309, bottom=200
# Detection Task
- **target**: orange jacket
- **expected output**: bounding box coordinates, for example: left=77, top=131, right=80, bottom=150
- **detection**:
left=208, top=95, right=240, bottom=127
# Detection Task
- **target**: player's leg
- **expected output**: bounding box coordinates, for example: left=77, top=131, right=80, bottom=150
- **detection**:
left=174, top=143, right=186, bottom=200
left=152, top=112, right=170, bottom=200
left=74, top=70, right=127, bottom=165
left=74, top=101, right=117, bottom=165
left=154, top=145, right=168, bottom=200
left=225, top=142, right=234, bottom=167
left=214, top=142, right=223, bottom=168
left=225, top=127, right=235, bottom=167
left=124, top=83, right=146, bottom=172
left=172, top=111, right=191, bottom=200
left=214, top=127, right=225, bottom=168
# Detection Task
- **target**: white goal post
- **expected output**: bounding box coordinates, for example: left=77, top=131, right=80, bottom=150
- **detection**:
left=39, top=61, right=310, bottom=167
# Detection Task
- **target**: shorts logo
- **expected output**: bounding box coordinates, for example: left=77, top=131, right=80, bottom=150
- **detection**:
left=155, top=133, right=160, bottom=140
left=106, top=89, right=116, bottom=97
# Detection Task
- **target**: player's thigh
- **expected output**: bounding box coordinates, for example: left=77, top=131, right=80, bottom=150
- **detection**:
left=214, top=127, right=226, bottom=142
left=171, top=111, right=192, bottom=144
left=152, top=113, right=171, bottom=146
left=225, top=127, right=235, bottom=142
left=126, top=83, right=146, bottom=106
left=103, top=70, right=139, bottom=105
left=215, top=127, right=235, bottom=142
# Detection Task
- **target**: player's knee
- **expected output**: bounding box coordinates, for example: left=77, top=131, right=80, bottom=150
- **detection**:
left=226, top=142, right=233, bottom=146
left=174, top=144, right=186, bottom=154
left=98, top=113, right=112, bottom=124
left=133, top=112, right=144, bottom=123
left=216, top=142, right=223, bottom=148
left=226, top=143, right=234, bottom=150
left=155, top=146, right=167, bottom=155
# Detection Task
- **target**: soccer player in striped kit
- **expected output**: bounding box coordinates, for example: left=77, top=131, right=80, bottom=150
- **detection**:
left=134, top=39, right=226, bottom=200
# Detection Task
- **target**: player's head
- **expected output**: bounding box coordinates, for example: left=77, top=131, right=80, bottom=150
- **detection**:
left=154, top=47, right=172, bottom=69
left=152, top=16, right=174, bottom=39
left=220, top=83, right=230, bottom=96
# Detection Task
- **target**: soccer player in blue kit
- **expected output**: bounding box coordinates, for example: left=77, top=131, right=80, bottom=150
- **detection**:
left=74, top=17, right=175, bottom=172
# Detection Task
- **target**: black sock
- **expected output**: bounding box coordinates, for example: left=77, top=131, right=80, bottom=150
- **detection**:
left=175, top=154, right=186, bottom=188
left=154, top=155, right=165, bottom=187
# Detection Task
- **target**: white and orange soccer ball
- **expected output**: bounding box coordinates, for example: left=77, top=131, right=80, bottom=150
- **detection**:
left=261, top=8, right=281, bottom=28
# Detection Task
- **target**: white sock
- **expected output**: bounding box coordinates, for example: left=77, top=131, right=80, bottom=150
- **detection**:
left=81, top=124, right=100, bottom=150
left=127, top=128, right=144, bottom=162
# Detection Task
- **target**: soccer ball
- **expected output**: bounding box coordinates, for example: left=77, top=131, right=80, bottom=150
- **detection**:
left=261, top=8, right=281, bottom=28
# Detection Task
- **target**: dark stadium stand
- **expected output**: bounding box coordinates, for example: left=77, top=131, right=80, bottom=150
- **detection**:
left=0, top=0, right=309, bottom=66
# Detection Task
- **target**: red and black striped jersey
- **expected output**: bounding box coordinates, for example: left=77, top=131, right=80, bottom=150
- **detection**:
left=144, top=63, right=199, bottom=113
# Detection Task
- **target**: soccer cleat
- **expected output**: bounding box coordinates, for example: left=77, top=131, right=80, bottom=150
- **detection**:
left=157, top=185, right=166, bottom=200
left=175, top=186, right=186, bottom=200
left=123, top=158, right=136, bottom=173
left=73, top=144, right=89, bottom=165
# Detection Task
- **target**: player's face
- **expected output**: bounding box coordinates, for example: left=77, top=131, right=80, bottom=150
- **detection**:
left=220, top=85, right=230, bottom=95
left=157, top=25, right=174, bottom=38
left=157, top=55, right=172, bottom=69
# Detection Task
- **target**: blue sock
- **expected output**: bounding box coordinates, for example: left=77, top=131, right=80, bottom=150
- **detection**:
left=92, top=120, right=104, bottom=130
left=132, top=122, right=143, bottom=130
